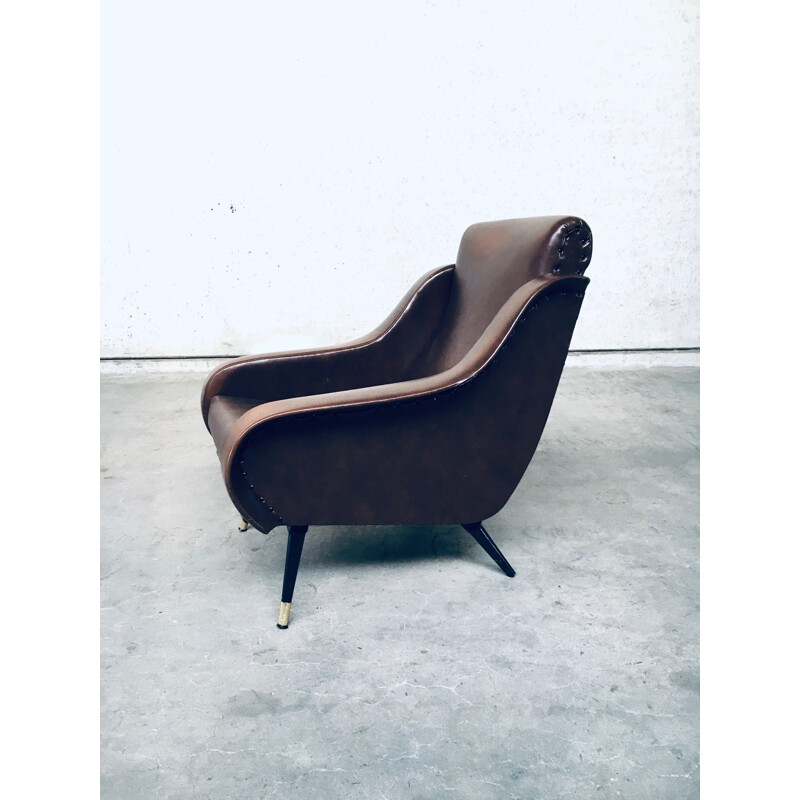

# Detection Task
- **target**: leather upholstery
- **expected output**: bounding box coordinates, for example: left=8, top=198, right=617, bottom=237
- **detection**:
left=202, top=216, right=592, bottom=534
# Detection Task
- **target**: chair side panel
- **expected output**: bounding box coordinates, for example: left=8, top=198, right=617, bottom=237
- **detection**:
left=231, top=287, right=586, bottom=528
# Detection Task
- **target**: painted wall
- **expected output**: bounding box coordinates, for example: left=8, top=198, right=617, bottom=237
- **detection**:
left=101, top=1, right=699, bottom=358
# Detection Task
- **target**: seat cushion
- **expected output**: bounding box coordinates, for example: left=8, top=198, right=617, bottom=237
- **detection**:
left=207, top=395, right=264, bottom=455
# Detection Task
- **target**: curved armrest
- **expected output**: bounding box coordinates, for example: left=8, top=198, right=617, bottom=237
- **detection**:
left=201, top=263, right=454, bottom=428
left=220, top=274, right=589, bottom=530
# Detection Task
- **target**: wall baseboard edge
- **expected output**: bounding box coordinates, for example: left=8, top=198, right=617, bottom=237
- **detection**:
left=100, top=349, right=700, bottom=374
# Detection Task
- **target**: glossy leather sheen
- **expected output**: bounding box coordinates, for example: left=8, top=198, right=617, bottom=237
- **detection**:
left=202, top=216, right=592, bottom=534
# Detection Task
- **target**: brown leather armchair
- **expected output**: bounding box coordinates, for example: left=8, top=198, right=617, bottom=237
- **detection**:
left=202, top=215, right=592, bottom=627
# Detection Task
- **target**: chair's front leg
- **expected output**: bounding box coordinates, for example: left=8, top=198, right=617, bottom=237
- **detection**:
left=277, top=525, right=308, bottom=628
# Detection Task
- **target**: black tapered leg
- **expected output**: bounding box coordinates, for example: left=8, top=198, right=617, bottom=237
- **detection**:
left=277, top=525, right=308, bottom=628
left=462, top=523, right=516, bottom=577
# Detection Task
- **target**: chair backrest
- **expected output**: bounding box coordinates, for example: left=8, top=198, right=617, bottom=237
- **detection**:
left=415, top=216, right=592, bottom=375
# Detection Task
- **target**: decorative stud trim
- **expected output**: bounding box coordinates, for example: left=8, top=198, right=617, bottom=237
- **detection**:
left=552, top=221, right=592, bottom=275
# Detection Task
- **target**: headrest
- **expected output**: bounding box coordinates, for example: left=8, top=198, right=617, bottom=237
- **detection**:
left=457, top=215, right=592, bottom=280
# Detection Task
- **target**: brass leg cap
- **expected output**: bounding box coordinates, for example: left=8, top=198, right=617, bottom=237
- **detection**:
left=238, top=518, right=250, bottom=532
left=277, top=601, right=291, bottom=629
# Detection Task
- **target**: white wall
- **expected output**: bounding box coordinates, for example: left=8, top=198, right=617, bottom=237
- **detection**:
left=101, top=0, right=699, bottom=358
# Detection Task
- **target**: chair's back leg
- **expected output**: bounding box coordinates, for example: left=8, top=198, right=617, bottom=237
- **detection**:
left=462, top=523, right=516, bottom=577
left=277, top=525, right=308, bottom=628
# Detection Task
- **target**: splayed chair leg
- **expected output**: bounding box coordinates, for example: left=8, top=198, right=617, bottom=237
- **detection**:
left=238, top=517, right=250, bottom=532
left=277, top=525, right=308, bottom=629
left=462, top=523, right=516, bottom=577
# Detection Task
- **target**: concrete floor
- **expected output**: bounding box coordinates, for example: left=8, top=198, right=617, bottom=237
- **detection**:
left=100, top=367, right=699, bottom=799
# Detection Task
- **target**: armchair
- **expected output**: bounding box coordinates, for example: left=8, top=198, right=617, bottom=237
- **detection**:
left=202, top=215, right=592, bottom=627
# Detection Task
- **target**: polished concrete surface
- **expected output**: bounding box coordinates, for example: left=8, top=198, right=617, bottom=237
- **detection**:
left=100, top=367, right=699, bottom=799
